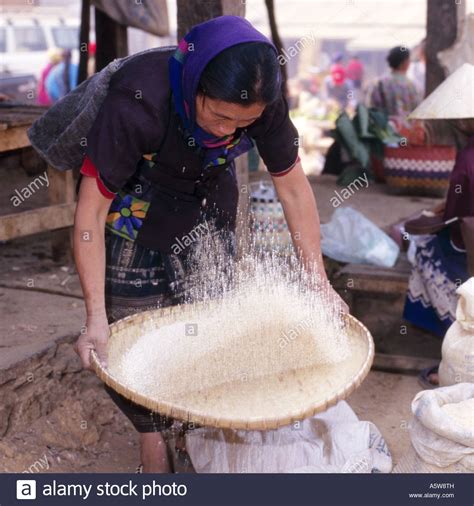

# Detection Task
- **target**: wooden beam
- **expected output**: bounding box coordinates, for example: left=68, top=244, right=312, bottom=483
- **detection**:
left=48, top=165, right=75, bottom=204
left=332, top=255, right=411, bottom=296
left=176, top=0, right=245, bottom=39
left=372, top=353, right=438, bottom=376
left=47, top=167, right=76, bottom=261
left=0, top=125, right=30, bottom=152
left=0, top=203, right=76, bottom=242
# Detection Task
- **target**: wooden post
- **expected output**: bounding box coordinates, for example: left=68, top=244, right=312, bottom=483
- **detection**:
left=48, top=167, right=76, bottom=262
left=425, top=0, right=459, bottom=145
left=176, top=0, right=245, bottom=39
left=264, top=0, right=288, bottom=97
left=77, top=0, right=90, bottom=84
left=95, top=7, right=128, bottom=72
left=425, top=0, right=458, bottom=96
left=176, top=0, right=249, bottom=254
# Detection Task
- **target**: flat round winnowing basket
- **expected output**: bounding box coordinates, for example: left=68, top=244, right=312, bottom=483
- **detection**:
left=91, top=305, right=374, bottom=430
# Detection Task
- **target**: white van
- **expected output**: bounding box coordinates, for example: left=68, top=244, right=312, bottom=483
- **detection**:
left=0, top=14, right=80, bottom=79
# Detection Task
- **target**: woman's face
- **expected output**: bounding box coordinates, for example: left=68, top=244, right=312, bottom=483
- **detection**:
left=195, top=93, right=265, bottom=137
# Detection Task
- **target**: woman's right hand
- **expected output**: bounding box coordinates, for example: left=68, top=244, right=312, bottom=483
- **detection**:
left=74, top=313, right=110, bottom=370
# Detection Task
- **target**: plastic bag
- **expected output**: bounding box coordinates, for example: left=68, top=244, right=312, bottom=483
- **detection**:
left=321, top=207, right=400, bottom=267
left=186, top=401, right=392, bottom=473
left=439, top=278, right=474, bottom=386
left=409, top=383, right=474, bottom=471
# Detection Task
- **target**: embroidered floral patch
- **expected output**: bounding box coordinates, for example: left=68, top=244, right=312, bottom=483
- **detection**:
left=106, top=193, right=150, bottom=241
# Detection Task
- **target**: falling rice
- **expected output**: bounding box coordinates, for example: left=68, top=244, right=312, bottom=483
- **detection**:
left=109, top=222, right=351, bottom=405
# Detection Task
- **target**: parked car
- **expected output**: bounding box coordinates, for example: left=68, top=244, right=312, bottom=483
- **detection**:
left=0, top=14, right=80, bottom=79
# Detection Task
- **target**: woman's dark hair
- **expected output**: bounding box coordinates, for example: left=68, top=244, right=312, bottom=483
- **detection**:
left=387, top=46, right=410, bottom=70
left=198, top=42, right=281, bottom=105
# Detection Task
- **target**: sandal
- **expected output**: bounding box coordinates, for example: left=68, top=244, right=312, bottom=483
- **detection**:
left=418, top=365, right=439, bottom=389
left=405, top=211, right=458, bottom=236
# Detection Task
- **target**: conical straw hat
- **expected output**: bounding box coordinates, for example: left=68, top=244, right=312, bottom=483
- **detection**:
left=409, top=63, right=474, bottom=120
left=91, top=304, right=374, bottom=430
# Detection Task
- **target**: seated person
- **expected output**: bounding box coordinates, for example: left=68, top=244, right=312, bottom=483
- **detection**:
left=402, top=64, right=474, bottom=386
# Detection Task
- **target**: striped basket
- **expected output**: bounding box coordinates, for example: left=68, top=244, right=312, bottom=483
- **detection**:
left=250, top=182, right=292, bottom=252
left=383, top=145, right=456, bottom=196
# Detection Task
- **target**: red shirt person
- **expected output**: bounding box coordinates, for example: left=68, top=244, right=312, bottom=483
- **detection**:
left=346, top=56, right=364, bottom=89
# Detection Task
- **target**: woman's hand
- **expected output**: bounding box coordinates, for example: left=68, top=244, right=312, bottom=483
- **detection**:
left=313, top=271, right=350, bottom=315
left=328, top=284, right=350, bottom=314
left=74, top=313, right=110, bottom=370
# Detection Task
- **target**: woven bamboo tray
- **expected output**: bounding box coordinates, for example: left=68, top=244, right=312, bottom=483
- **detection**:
left=91, top=305, right=374, bottom=430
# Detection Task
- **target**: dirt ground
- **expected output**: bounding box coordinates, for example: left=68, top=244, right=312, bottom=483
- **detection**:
left=0, top=160, right=437, bottom=473
left=0, top=367, right=422, bottom=473
left=0, top=230, right=424, bottom=474
left=0, top=385, right=141, bottom=473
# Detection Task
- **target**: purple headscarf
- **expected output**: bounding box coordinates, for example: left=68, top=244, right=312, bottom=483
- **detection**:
left=169, top=15, right=278, bottom=161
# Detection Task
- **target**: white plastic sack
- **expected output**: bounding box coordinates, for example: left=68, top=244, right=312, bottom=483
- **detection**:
left=456, top=277, right=474, bottom=329
left=392, top=448, right=468, bottom=474
left=439, top=278, right=474, bottom=386
left=186, top=401, right=392, bottom=473
left=409, top=383, right=474, bottom=471
left=321, top=207, right=399, bottom=267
